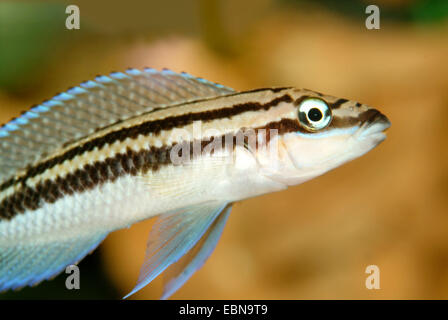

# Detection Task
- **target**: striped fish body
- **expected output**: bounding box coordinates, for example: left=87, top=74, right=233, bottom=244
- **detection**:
left=0, top=69, right=390, bottom=298
left=2, top=89, right=294, bottom=240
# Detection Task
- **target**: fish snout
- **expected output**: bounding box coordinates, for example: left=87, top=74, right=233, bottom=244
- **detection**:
left=357, top=109, right=391, bottom=140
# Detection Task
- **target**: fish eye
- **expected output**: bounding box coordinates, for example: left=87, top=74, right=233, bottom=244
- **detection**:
left=297, top=98, right=332, bottom=132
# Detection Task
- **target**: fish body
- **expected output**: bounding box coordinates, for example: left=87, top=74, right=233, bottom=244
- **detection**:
left=0, top=69, right=390, bottom=298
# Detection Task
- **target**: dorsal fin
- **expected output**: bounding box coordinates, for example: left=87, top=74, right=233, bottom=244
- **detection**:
left=0, top=69, right=235, bottom=180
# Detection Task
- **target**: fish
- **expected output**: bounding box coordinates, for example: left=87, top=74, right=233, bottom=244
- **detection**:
left=0, top=68, right=390, bottom=299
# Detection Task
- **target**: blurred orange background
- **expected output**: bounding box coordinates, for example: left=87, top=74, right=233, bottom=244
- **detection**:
left=0, top=0, right=447, bottom=299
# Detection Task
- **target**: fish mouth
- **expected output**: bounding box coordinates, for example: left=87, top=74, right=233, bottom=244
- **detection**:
left=357, top=109, right=391, bottom=140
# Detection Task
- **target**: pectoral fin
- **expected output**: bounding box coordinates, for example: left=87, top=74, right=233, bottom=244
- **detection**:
left=161, top=205, right=231, bottom=299
left=124, top=202, right=231, bottom=299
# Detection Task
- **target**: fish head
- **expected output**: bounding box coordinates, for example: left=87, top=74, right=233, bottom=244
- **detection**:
left=257, top=88, right=391, bottom=185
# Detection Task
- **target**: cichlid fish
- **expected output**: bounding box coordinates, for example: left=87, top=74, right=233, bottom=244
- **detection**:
left=0, top=69, right=390, bottom=298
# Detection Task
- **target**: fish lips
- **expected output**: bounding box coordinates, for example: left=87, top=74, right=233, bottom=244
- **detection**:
left=357, top=109, right=391, bottom=140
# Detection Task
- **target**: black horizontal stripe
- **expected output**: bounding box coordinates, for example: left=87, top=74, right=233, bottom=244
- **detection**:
left=0, top=117, right=300, bottom=221
left=0, top=94, right=293, bottom=194
left=61, top=88, right=292, bottom=148
left=330, top=109, right=380, bottom=128
left=238, top=87, right=292, bottom=94
left=330, top=98, right=349, bottom=109
left=0, top=145, right=171, bottom=220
